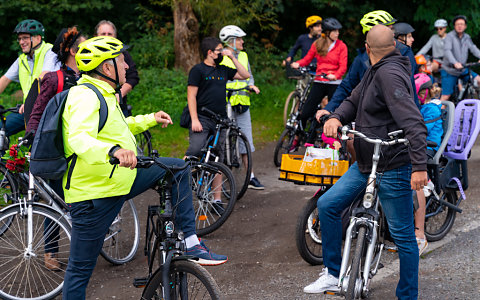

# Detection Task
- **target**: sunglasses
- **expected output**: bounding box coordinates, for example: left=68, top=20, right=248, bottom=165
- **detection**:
left=436, top=27, right=446, bottom=31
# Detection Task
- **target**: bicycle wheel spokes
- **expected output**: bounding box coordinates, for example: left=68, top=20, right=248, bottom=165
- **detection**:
left=424, top=190, right=457, bottom=242
left=100, top=199, right=140, bottom=265
left=224, top=131, right=252, bottom=200
left=192, top=162, right=236, bottom=236
left=273, top=129, right=295, bottom=167
left=0, top=206, right=71, bottom=300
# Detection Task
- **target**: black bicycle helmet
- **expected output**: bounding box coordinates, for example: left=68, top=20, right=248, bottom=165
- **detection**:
left=321, top=18, right=342, bottom=31
left=393, top=22, right=415, bottom=39
left=452, top=15, right=467, bottom=25
left=13, top=19, right=45, bottom=37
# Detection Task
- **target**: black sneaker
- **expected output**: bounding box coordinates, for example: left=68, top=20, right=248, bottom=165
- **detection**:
left=248, top=177, right=265, bottom=190
left=211, top=201, right=225, bottom=215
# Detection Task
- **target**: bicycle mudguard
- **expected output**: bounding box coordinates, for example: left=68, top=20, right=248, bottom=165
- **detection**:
left=0, top=202, right=70, bottom=222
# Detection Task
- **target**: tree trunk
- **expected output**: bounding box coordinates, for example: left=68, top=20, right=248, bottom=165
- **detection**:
left=173, top=0, right=201, bottom=73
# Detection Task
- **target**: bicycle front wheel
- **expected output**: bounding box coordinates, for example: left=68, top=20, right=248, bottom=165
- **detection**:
left=141, top=260, right=222, bottom=300
left=100, top=199, right=140, bottom=265
left=345, top=226, right=366, bottom=300
left=273, top=128, right=295, bottom=167
left=223, top=130, right=252, bottom=200
left=0, top=205, right=71, bottom=300
left=283, top=91, right=301, bottom=125
left=191, top=161, right=236, bottom=236
left=295, top=195, right=323, bottom=265
left=135, top=130, right=153, bottom=156
left=424, top=189, right=457, bottom=242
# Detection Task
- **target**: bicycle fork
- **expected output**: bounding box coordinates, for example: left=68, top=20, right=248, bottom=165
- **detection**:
left=338, top=217, right=380, bottom=296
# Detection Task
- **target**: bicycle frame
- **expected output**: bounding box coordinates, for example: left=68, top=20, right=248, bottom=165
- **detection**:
left=336, top=127, right=409, bottom=297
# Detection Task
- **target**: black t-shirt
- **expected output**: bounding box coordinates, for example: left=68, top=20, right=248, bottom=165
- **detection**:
left=188, top=62, right=237, bottom=117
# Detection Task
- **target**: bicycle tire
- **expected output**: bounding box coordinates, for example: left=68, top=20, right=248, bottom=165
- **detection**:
left=191, top=161, right=236, bottom=236
left=0, top=205, right=71, bottom=300
left=223, top=130, right=252, bottom=200
left=283, top=91, right=301, bottom=125
left=273, top=128, right=295, bottom=167
left=346, top=226, right=366, bottom=300
left=141, top=260, right=222, bottom=300
left=0, top=164, right=18, bottom=235
left=424, top=189, right=457, bottom=242
left=295, top=195, right=323, bottom=265
left=135, top=130, right=153, bottom=156
left=100, top=199, right=140, bottom=265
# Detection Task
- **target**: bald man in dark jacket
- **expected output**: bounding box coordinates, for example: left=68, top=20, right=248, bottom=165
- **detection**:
left=303, top=25, right=427, bottom=300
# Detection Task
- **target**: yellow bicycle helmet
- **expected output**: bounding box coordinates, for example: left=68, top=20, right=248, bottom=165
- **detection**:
left=306, top=16, right=322, bottom=28
left=75, top=36, right=128, bottom=72
left=360, top=10, right=396, bottom=34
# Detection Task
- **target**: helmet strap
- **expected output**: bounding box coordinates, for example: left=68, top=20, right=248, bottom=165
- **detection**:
left=28, top=37, right=42, bottom=57
left=232, top=38, right=237, bottom=52
left=92, top=58, right=121, bottom=95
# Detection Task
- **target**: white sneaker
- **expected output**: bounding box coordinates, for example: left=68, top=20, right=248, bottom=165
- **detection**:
left=303, top=268, right=340, bottom=294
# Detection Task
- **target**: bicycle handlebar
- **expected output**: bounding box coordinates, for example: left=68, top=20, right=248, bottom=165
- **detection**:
left=0, top=104, right=21, bottom=116
left=338, top=126, right=409, bottom=146
left=109, top=156, right=190, bottom=173
left=462, top=62, right=480, bottom=68
left=200, top=107, right=233, bottom=127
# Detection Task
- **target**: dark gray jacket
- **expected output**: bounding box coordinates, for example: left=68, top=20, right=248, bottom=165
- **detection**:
left=332, top=49, right=427, bottom=173
left=443, top=30, right=480, bottom=76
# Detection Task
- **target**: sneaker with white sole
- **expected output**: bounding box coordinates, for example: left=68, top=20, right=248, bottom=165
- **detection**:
left=186, top=242, right=228, bottom=266
left=304, top=268, right=339, bottom=294
left=417, top=237, right=428, bottom=256
left=248, top=177, right=265, bottom=190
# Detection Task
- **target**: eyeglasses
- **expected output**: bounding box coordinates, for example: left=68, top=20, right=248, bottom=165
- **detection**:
left=213, top=48, right=223, bottom=53
left=17, top=36, right=31, bottom=42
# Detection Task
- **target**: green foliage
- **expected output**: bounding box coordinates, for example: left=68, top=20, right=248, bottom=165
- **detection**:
left=129, top=24, right=176, bottom=69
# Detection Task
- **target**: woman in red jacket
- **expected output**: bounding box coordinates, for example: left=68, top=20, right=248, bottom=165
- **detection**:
left=291, top=17, right=347, bottom=147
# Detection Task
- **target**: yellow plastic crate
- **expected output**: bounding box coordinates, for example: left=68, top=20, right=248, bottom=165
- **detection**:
left=279, top=154, right=349, bottom=186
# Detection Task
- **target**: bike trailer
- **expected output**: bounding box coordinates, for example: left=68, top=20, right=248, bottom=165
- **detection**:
left=279, top=154, right=348, bottom=186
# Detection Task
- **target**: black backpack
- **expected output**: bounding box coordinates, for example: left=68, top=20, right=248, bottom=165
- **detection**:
left=30, top=83, right=108, bottom=189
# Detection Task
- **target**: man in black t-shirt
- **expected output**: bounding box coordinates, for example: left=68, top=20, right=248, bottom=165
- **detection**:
left=185, top=37, right=249, bottom=158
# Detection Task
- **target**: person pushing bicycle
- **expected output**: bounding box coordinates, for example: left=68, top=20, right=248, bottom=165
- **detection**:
left=62, top=36, right=227, bottom=299
left=303, top=25, right=428, bottom=300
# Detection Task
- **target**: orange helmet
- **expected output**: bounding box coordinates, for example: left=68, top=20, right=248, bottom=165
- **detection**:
left=306, top=16, right=322, bottom=28
left=415, top=54, right=427, bottom=66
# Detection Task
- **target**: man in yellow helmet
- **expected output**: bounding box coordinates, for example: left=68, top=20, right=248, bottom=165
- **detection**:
left=62, top=36, right=227, bottom=299
left=284, top=15, right=323, bottom=64
left=0, top=19, right=60, bottom=137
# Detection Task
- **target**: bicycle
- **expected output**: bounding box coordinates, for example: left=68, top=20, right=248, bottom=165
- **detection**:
left=283, top=62, right=316, bottom=125
left=0, top=134, right=71, bottom=300
left=449, top=62, right=480, bottom=105
left=225, top=86, right=253, bottom=200
left=127, top=104, right=153, bottom=156
left=108, top=156, right=222, bottom=300
left=274, top=68, right=327, bottom=167
left=188, top=107, right=238, bottom=236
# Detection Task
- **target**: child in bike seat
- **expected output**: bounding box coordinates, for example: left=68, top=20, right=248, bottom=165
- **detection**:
left=414, top=73, right=443, bottom=255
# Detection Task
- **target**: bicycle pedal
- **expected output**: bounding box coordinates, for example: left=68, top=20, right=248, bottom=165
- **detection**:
left=385, top=245, right=398, bottom=253
left=133, top=277, right=149, bottom=288
left=377, top=262, right=384, bottom=270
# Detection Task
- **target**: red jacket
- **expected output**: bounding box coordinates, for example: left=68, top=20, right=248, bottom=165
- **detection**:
left=297, top=39, right=348, bottom=82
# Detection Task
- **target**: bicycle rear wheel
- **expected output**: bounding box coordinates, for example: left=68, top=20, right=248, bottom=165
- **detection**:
left=135, top=130, right=153, bottom=156
left=0, top=205, right=71, bottom=300
left=283, top=91, right=301, bottom=125
left=295, top=195, right=323, bottom=265
left=345, top=226, right=367, bottom=300
left=424, top=189, right=457, bottom=242
left=141, top=260, right=222, bottom=299
left=223, top=130, right=252, bottom=200
left=100, top=199, right=140, bottom=265
left=0, top=164, right=18, bottom=235
left=273, top=128, right=295, bottom=167
left=191, top=161, right=236, bottom=236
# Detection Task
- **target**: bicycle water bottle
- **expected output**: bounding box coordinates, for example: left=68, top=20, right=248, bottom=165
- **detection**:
left=0, top=128, right=7, bottom=151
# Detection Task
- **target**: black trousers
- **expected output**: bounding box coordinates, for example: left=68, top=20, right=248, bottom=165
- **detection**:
left=299, top=82, right=339, bottom=129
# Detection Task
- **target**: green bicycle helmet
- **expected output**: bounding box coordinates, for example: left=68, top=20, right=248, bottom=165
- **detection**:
left=360, top=10, right=396, bottom=34
left=13, top=19, right=45, bottom=37
left=75, top=36, right=128, bottom=72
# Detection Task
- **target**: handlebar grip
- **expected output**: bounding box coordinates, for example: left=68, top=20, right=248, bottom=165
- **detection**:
left=200, top=107, right=218, bottom=118
left=109, top=157, right=120, bottom=165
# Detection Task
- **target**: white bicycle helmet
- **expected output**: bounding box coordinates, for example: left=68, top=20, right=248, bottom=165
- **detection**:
left=219, top=25, right=246, bottom=43
left=434, top=19, right=448, bottom=28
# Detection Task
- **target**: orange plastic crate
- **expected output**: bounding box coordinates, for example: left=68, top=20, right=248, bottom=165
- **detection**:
left=279, top=154, right=349, bottom=186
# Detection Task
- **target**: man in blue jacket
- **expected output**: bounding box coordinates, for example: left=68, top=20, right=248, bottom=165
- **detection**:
left=316, top=10, right=419, bottom=120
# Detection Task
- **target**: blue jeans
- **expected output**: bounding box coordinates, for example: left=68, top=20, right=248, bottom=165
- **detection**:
left=5, top=112, right=25, bottom=137
left=62, top=157, right=195, bottom=300
left=317, top=162, right=418, bottom=300
left=441, top=69, right=479, bottom=96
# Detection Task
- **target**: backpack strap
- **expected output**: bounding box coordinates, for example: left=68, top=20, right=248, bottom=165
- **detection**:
left=64, top=83, right=109, bottom=190
left=80, top=83, right=109, bottom=132
left=56, top=70, right=64, bottom=94
left=425, top=116, right=442, bottom=124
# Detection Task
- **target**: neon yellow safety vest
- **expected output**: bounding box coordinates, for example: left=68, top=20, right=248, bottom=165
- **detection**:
left=220, top=51, right=250, bottom=106
left=18, top=41, right=53, bottom=101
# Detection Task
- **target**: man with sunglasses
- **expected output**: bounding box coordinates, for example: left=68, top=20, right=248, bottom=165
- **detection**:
left=0, top=19, right=59, bottom=137
left=417, top=19, right=448, bottom=73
